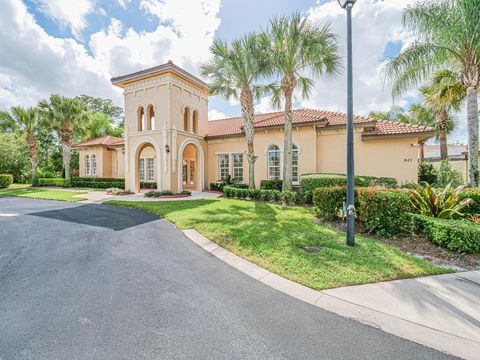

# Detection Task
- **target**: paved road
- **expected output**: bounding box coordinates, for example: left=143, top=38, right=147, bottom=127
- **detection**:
left=0, top=197, right=457, bottom=360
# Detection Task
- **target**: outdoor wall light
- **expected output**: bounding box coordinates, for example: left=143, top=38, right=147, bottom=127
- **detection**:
left=121, top=147, right=125, bottom=154
left=337, top=0, right=357, bottom=9
left=165, top=144, right=170, bottom=153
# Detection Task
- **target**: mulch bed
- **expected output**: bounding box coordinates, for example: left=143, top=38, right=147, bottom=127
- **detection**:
left=145, top=194, right=191, bottom=199
left=315, top=218, right=480, bottom=271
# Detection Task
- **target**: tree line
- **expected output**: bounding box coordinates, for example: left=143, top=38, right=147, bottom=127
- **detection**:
left=0, top=95, right=123, bottom=183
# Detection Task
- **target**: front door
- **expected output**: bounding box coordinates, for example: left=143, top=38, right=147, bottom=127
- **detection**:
left=182, top=159, right=196, bottom=189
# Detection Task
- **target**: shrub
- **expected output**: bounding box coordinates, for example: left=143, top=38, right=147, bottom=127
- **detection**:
left=37, top=178, right=71, bottom=187
left=71, top=177, right=125, bottom=189
left=140, top=181, right=157, bottom=189
left=260, top=179, right=283, bottom=191
left=106, top=188, right=124, bottom=195
left=356, top=188, right=412, bottom=237
left=435, top=159, right=463, bottom=187
left=301, top=173, right=397, bottom=203
left=409, top=183, right=473, bottom=219
left=0, top=174, right=13, bottom=188
left=223, top=186, right=302, bottom=204
left=312, top=187, right=346, bottom=221
left=73, top=177, right=125, bottom=183
left=145, top=190, right=173, bottom=197
left=209, top=180, right=248, bottom=192
left=418, top=162, right=438, bottom=184
left=180, top=190, right=192, bottom=196
left=410, top=214, right=480, bottom=253
left=458, top=189, right=480, bottom=215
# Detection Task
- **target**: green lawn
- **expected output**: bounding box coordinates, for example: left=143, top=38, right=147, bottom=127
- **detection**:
left=5, top=183, right=31, bottom=189
left=0, top=188, right=87, bottom=202
left=106, top=198, right=452, bottom=290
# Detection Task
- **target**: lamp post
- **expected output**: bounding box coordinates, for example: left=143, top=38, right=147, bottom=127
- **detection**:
left=338, top=0, right=357, bottom=247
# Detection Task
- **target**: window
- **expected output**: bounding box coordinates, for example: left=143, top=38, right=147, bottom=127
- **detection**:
left=267, top=145, right=281, bottom=180
left=292, top=144, right=299, bottom=183
left=91, top=155, right=97, bottom=176
left=232, top=153, right=243, bottom=182
left=189, top=160, right=195, bottom=184
left=183, top=108, right=190, bottom=132
left=146, top=105, right=154, bottom=130
left=147, top=158, right=154, bottom=181
left=85, top=155, right=90, bottom=175
left=192, top=110, right=198, bottom=134
left=138, top=107, right=144, bottom=131
left=139, top=158, right=145, bottom=182
left=182, top=160, right=188, bottom=185
left=218, top=154, right=230, bottom=180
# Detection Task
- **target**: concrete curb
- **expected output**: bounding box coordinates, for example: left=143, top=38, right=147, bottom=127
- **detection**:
left=183, top=229, right=479, bottom=360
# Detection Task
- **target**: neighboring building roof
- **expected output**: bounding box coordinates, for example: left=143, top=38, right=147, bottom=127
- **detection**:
left=73, top=135, right=125, bottom=148
left=111, top=61, right=207, bottom=92
left=206, top=108, right=434, bottom=139
left=424, top=144, right=467, bottom=160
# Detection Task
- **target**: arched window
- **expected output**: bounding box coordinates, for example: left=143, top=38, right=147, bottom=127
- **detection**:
left=146, top=105, right=154, bottom=130
left=292, top=144, right=299, bottom=183
left=137, top=107, right=144, bottom=131
left=267, top=145, right=281, bottom=180
left=192, top=110, right=198, bottom=134
left=85, top=155, right=90, bottom=176
left=91, top=155, right=97, bottom=176
left=183, top=107, right=190, bottom=132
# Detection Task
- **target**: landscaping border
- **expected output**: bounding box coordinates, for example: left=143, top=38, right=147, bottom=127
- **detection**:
left=182, top=228, right=478, bottom=360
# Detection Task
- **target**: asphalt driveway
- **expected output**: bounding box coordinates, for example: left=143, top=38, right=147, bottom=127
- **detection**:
left=0, top=197, right=457, bottom=360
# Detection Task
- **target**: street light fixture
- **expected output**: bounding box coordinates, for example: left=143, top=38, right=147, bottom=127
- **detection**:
left=338, top=0, right=357, bottom=247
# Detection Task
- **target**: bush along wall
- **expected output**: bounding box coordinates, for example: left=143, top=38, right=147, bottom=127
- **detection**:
left=312, top=186, right=346, bottom=221
left=410, top=214, right=480, bottom=253
left=260, top=179, right=283, bottom=191
left=37, top=178, right=71, bottom=187
left=300, top=173, right=397, bottom=203
left=0, top=174, right=14, bottom=188
left=71, top=177, right=125, bottom=189
left=223, top=186, right=302, bottom=204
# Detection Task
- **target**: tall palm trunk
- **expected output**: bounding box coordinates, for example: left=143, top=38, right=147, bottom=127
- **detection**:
left=240, top=87, right=257, bottom=189
left=282, top=75, right=296, bottom=191
left=61, top=125, right=73, bottom=180
left=26, top=132, right=39, bottom=180
left=467, top=86, right=479, bottom=186
left=418, top=140, right=425, bottom=163
left=438, top=108, right=449, bottom=160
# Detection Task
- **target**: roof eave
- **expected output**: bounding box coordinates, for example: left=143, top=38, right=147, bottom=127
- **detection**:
left=362, top=131, right=435, bottom=141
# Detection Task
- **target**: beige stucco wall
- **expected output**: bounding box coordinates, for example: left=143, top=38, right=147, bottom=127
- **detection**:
left=430, top=159, right=469, bottom=184
left=316, top=129, right=419, bottom=185
left=78, top=147, right=124, bottom=179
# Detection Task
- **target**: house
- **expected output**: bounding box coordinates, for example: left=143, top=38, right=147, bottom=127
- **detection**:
left=73, top=62, right=434, bottom=193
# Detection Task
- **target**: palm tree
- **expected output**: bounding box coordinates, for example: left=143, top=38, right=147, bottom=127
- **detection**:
left=419, top=70, right=465, bottom=160
left=38, top=95, right=91, bottom=179
left=384, top=0, right=480, bottom=186
left=262, top=13, right=341, bottom=191
left=201, top=33, right=268, bottom=189
left=0, top=106, right=40, bottom=181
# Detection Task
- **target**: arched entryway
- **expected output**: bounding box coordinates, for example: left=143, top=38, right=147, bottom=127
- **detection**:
left=131, top=137, right=161, bottom=193
left=178, top=139, right=204, bottom=192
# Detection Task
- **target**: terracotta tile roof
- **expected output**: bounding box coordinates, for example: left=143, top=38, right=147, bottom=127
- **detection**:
left=362, top=119, right=433, bottom=137
left=206, top=108, right=434, bottom=139
left=73, top=135, right=125, bottom=148
left=424, top=144, right=467, bottom=160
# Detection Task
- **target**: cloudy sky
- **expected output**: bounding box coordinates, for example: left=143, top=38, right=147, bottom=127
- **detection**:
left=0, top=0, right=468, bottom=143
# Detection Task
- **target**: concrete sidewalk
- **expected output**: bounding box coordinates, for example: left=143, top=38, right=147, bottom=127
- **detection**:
left=183, top=229, right=480, bottom=359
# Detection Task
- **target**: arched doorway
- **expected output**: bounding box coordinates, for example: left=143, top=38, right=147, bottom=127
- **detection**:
left=178, top=139, right=204, bottom=192
left=131, top=137, right=161, bottom=193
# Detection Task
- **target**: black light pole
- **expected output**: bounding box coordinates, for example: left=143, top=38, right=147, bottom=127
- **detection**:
left=338, top=0, right=357, bottom=246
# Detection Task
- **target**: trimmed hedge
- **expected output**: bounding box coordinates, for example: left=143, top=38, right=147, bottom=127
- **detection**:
left=140, top=181, right=157, bottom=189
left=457, top=189, right=480, bottom=215
left=301, top=173, right=397, bottom=203
left=74, top=177, right=124, bottom=183
left=0, top=174, right=13, bottom=188
left=37, top=178, right=71, bottom=187
left=312, top=187, right=411, bottom=237
left=223, top=186, right=302, bottom=204
left=410, top=214, right=480, bottom=253
left=260, top=179, right=283, bottom=191
left=71, top=177, right=125, bottom=189
left=312, top=186, right=346, bottom=221
left=356, top=188, right=412, bottom=238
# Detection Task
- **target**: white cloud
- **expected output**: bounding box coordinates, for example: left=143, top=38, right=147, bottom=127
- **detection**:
left=36, top=0, right=94, bottom=39
left=255, top=96, right=275, bottom=114
left=208, top=109, right=227, bottom=120
left=116, top=0, right=131, bottom=9
left=301, top=0, right=414, bottom=115
left=0, top=0, right=222, bottom=112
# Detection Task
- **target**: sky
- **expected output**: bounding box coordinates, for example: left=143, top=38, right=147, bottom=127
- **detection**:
left=0, top=0, right=469, bottom=143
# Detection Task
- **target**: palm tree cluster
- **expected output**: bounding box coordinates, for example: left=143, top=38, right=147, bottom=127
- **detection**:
left=0, top=95, right=123, bottom=182
left=201, top=12, right=341, bottom=190
left=384, top=0, right=480, bottom=186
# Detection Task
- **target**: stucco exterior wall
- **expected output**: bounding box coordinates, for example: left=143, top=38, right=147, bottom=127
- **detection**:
left=78, top=147, right=124, bottom=179
left=316, top=129, right=419, bottom=185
